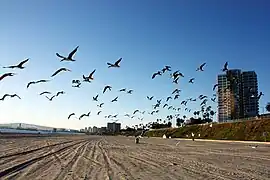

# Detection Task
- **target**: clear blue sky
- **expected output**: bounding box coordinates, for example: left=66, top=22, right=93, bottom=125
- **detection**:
left=0, top=0, right=269, bottom=129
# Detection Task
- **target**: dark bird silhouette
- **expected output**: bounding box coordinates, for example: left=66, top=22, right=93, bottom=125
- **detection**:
left=181, top=100, right=187, bottom=106
left=124, top=114, right=130, bottom=117
left=103, top=85, right=112, bottom=93
left=51, top=68, right=71, bottom=77
left=97, top=111, right=102, bottom=115
left=111, top=96, right=118, bottom=102
left=72, top=79, right=80, bottom=84
left=39, top=91, right=51, bottom=96
left=127, top=90, right=133, bottom=94
left=3, top=59, right=29, bottom=69
left=189, top=78, right=195, bottom=83
left=27, top=81, right=36, bottom=88
left=211, top=97, right=216, bottom=102
left=213, top=84, right=218, bottom=91
left=36, top=79, right=50, bottom=83
left=83, top=69, right=96, bottom=81
left=157, top=99, right=162, bottom=104
left=119, top=88, right=126, bottom=92
left=56, top=91, right=65, bottom=97
left=0, top=94, right=21, bottom=101
left=97, top=103, right=104, bottom=108
left=258, top=92, right=264, bottom=99
left=112, top=114, right=118, bottom=118
left=133, top=110, right=140, bottom=114
left=172, top=89, right=181, bottom=94
left=166, top=96, right=172, bottom=101
left=163, top=104, right=168, bottom=108
left=107, top=58, right=122, bottom=68
left=222, top=61, right=229, bottom=72
left=45, top=95, right=56, bottom=101
left=68, top=113, right=75, bottom=119
left=0, top=73, right=16, bottom=81
left=93, top=95, right=99, bottom=101
left=174, top=94, right=180, bottom=100
left=168, top=106, right=173, bottom=110
left=79, top=111, right=91, bottom=120
left=162, top=65, right=171, bottom=73
left=152, top=71, right=162, bottom=79
left=196, top=62, right=206, bottom=71
left=147, top=96, right=154, bottom=100
left=56, top=46, right=79, bottom=61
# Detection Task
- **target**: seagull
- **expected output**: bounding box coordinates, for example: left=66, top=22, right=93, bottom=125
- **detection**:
left=211, top=97, right=216, bottom=102
left=119, top=88, right=126, bottom=92
left=107, top=58, right=122, bottom=68
left=127, top=90, right=133, bottom=94
left=162, top=66, right=171, bottom=73
left=152, top=71, right=162, bottom=79
left=166, top=96, right=172, bottom=101
left=39, top=91, right=51, bottom=96
left=0, top=73, right=16, bottom=81
left=189, top=78, right=195, bottom=83
left=93, top=95, right=99, bottom=101
left=147, top=96, right=154, bottom=100
left=103, top=85, right=112, bottom=93
left=213, top=84, right=218, bottom=91
left=72, top=79, right=80, bottom=84
left=79, top=111, right=91, bottom=120
left=174, top=94, right=180, bottom=100
left=172, top=89, right=181, bottom=94
left=133, top=110, right=140, bottom=114
left=0, top=94, right=21, bottom=101
left=196, top=62, right=206, bottom=71
left=68, top=113, right=75, bottom=119
left=83, top=69, right=96, bottom=81
left=3, top=59, right=29, bottom=69
left=97, top=111, right=102, bottom=115
left=222, top=61, right=229, bottom=72
left=56, top=91, right=65, bottom=97
left=111, top=96, right=118, bottom=102
left=72, top=83, right=81, bottom=88
left=163, top=104, right=168, bottom=108
left=36, top=79, right=50, bottom=83
left=56, top=46, right=79, bottom=61
left=51, top=68, right=71, bottom=77
left=97, top=103, right=104, bottom=108
left=45, top=95, right=56, bottom=101
left=173, top=77, right=179, bottom=84
left=27, top=81, right=36, bottom=88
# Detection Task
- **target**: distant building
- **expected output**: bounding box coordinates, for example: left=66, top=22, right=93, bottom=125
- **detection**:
left=217, top=69, right=259, bottom=122
left=92, top=126, right=98, bottom=133
left=107, top=122, right=121, bottom=133
left=88, top=127, right=92, bottom=133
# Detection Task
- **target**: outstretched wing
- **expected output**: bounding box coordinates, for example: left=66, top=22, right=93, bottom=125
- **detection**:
left=68, top=46, right=79, bottom=59
left=56, top=53, right=66, bottom=59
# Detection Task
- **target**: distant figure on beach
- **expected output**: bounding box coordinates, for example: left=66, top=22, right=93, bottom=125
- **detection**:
left=135, top=136, right=139, bottom=144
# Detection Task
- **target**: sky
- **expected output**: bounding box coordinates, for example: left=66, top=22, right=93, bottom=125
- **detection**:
left=0, top=0, right=269, bottom=130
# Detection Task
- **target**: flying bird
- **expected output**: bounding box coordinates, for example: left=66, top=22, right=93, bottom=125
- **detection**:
left=36, top=79, right=50, bottom=83
left=83, top=69, right=96, bottom=81
left=27, top=81, right=36, bottom=88
left=162, top=65, right=171, bottom=73
left=56, top=46, right=79, bottom=61
left=111, top=96, right=118, bottom=102
left=3, top=59, right=29, bottom=69
left=222, top=62, right=229, bottom=72
left=133, top=110, right=140, bottom=114
left=0, top=94, right=21, bottom=101
left=45, top=95, right=56, bottom=101
left=213, top=84, right=218, bottom=91
left=103, top=85, right=112, bottom=93
left=51, top=68, right=71, bottom=77
left=97, top=111, right=102, bottom=115
left=68, top=113, right=75, bottom=119
left=166, top=96, right=172, bottom=101
left=196, top=63, right=206, bottom=71
left=79, top=111, right=91, bottom=120
left=119, top=88, right=126, bottom=92
left=147, top=96, right=154, bottom=100
left=56, top=91, right=65, bottom=97
left=152, top=71, right=162, bottom=79
left=107, top=58, right=122, bottom=68
left=39, top=91, right=51, bottom=96
left=97, top=103, right=104, bottom=108
left=93, top=95, right=99, bottom=101
left=0, top=73, right=16, bottom=81
left=72, top=83, right=81, bottom=88
left=127, top=90, right=133, bottom=94
left=189, top=78, right=195, bottom=83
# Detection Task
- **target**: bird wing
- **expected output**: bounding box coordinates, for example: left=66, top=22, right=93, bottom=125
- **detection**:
left=89, top=69, right=96, bottom=78
left=115, top=58, right=122, bottom=66
left=27, top=81, right=35, bottom=88
left=51, top=68, right=65, bottom=77
left=56, top=53, right=66, bottom=59
left=18, top=59, right=29, bottom=67
left=103, top=87, right=107, bottom=93
left=68, top=46, right=79, bottom=59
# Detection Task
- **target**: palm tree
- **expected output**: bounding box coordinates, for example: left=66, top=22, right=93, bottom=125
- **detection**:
left=266, top=103, right=270, bottom=112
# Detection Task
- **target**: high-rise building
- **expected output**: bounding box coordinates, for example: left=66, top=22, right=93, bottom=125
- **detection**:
left=217, top=69, right=259, bottom=122
left=107, top=122, right=121, bottom=133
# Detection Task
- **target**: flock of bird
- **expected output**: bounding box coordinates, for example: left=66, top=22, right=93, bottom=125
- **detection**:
left=0, top=46, right=265, bottom=129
